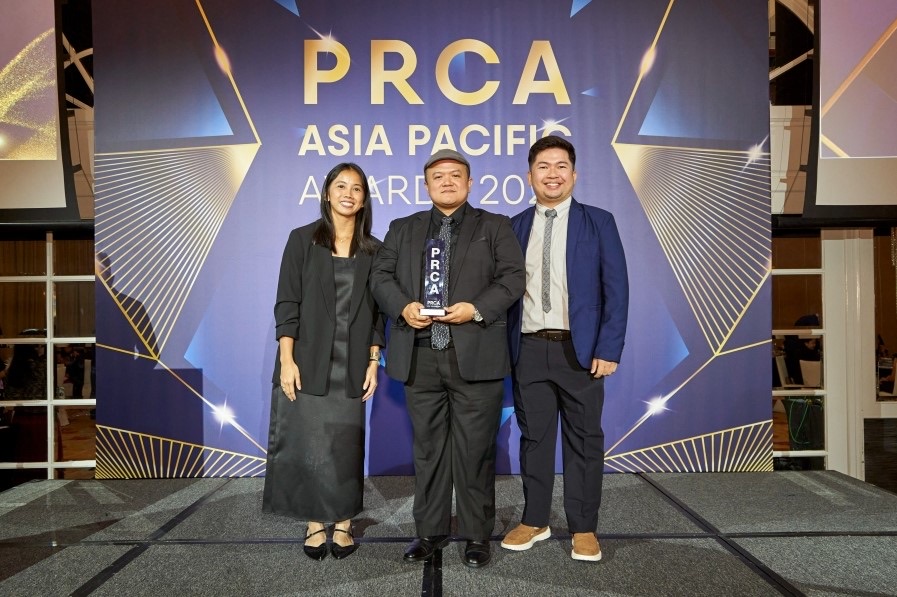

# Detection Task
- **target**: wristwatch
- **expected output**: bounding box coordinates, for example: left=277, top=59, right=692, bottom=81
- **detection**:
left=472, top=307, right=483, bottom=323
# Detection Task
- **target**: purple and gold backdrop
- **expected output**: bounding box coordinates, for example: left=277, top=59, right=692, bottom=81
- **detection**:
left=93, top=0, right=772, bottom=478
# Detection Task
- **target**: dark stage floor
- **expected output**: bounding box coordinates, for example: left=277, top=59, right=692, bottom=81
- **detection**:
left=1, top=472, right=895, bottom=596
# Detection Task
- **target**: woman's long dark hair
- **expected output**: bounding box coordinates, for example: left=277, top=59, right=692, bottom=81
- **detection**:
left=312, top=162, right=378, bottom=256
left=6, top=344, right=38, bottom=389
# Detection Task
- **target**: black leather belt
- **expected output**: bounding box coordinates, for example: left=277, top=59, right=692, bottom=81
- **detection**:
left=414, top=337, right=453, bottom=348
left=523, top=329, right=571, bottom=341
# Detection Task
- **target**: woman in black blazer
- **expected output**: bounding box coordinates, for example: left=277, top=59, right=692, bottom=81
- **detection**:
left=263, top=163, right=384, bottom=561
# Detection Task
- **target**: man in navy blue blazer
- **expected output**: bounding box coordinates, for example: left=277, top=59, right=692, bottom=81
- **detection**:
left=502, top=135, right=629, bottom=562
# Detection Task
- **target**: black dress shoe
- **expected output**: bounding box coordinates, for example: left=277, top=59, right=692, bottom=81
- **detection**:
left=463, top=540, right=491, bottom=568
left=331, top=527, right=359, bottom=560
left=303, top=528, right=328, bottom=561
left=403, top=535, right=450, bottom=562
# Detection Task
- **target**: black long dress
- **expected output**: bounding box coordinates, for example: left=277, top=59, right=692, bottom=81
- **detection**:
left=262, top=257, right=364, bottom=522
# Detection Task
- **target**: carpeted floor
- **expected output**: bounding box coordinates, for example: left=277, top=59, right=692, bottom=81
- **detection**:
left=0, top=472, right=895, bottom=596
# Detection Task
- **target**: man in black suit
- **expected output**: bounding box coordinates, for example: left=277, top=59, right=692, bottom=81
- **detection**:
left=372, top=149, right=525, bottom=568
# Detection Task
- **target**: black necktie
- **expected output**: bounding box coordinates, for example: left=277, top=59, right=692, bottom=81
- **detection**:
left=431, top=217, right=453, bottom=350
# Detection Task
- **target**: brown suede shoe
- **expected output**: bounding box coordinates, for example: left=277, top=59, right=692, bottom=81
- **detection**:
left=571, top=532, right=602, bottom=562
left=500, top=524, right=551, bottom=551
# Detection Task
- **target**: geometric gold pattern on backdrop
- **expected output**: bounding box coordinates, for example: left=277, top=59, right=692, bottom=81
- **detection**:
left=94, top=143, right=259, bottom=356
left=613, top=143, right=771, bottom=353
left=93, top=1, right=265, bottom=481
left=95, top=425, right=266, bottom=479
left=606, top=420, right=773, bottom=473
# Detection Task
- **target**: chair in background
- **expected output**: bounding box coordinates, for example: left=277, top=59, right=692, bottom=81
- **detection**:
left=799, top=359, right=822, bottom=388
left=775, top=355, right=790, bottom=387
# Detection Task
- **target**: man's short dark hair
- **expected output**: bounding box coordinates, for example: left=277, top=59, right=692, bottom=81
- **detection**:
left=528, top=135, right=576, bottom=170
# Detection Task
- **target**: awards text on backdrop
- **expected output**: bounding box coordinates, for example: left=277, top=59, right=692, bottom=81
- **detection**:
left=295, top=39, right=576, bottom=207
left=298, top=39, right=573, bottom=157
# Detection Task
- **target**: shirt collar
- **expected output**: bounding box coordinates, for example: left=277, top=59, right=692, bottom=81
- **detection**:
left=536, top=196, right=572, bottom=218
left=431, top=202, right=468, bottom=227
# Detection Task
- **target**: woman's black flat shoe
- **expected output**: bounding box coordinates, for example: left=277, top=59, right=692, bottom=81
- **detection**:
left=303, top=528, right=328, bottom=560
left=331, top=528, right=359, bottom=560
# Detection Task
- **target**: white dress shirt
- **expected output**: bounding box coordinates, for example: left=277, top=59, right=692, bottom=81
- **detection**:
left=521, top=197, right=571, bottom=333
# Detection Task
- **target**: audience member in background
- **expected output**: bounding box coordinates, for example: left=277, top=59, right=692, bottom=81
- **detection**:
left=879, top=357, right=896, bottom=394
left=783, top=314, right=821, bottom=385
left=0, top=330, right=7, bottom=397
left=782, top=336, right=821, bottom=385
left=0, top=355, right=7, bottom=399
left=64, top=347, right=86, bottom=398
left=2, top=343, right=52, bottom=487
left=4, top=344, right=47, bottom=400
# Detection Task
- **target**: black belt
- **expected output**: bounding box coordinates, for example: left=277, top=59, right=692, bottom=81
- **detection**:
left=414, top=337, right=454, bottom=348
left=523, top=329, right=571, bottom=342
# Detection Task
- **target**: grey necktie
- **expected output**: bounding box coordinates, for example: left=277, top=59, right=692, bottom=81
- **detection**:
left=431, top=216, right=453, bottom=350
left=542, top=209, right=557, bottom=313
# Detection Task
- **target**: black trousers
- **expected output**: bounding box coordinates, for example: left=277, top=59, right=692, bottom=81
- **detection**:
left=405, top=344, right=504, bottom=540
left=512, top=335, right=606, bottom=533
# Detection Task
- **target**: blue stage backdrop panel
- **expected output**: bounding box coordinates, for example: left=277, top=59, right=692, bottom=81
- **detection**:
left=92, top=0, right=772, bottom=477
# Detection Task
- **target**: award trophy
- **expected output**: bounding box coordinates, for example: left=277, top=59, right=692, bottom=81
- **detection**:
left=420, top=238, right=447, bottom=316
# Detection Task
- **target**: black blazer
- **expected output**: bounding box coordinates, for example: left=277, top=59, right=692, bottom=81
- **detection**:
left=371, top=205, right=525, bottom=382
left=271, top=222, right=385, bottom=397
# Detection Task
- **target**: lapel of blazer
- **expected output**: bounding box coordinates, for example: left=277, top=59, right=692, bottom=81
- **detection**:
left=448, top=205, right=478, bottom=297
left=516, top=206, right=536, bottom=254
left=409, top=212, right=429, bottom=301
left=566, top=198, right=584, bottom=285
left=313, top=243, right=336, bottom=322
left=347, top=249, right=372, bottom=322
